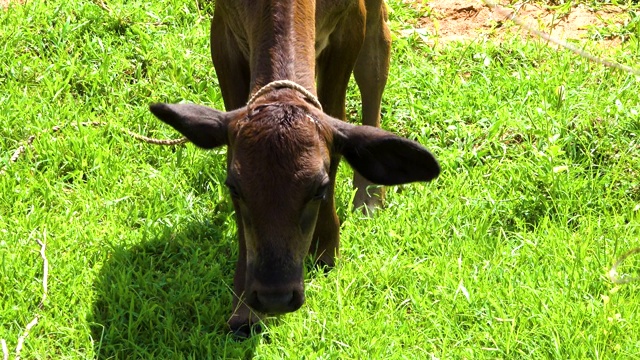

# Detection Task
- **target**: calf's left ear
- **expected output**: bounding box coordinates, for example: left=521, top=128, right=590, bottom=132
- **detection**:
left=149, top=103, right=238, bottom=149
left=328, top=117, right=440, bottom=185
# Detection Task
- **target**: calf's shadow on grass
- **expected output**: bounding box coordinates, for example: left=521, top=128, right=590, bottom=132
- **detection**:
left=91, top=219, right=260, bottom=359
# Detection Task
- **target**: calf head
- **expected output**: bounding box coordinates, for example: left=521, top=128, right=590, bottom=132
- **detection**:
left=149, top=93, right=439, bottom=319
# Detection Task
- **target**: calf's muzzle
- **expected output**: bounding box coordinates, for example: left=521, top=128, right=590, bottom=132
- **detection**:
left=247, top=282, right=305, bottom=314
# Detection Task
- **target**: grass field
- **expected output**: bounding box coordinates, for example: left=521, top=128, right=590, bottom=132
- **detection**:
left=2, top=0, right=640, bottom=358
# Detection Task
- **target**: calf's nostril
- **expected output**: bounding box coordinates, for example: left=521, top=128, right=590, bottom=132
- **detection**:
left=257, top=291, right=294, bottom=310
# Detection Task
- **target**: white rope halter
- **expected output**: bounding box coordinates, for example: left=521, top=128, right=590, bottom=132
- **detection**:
left=246, top=80, right=323, bottom=111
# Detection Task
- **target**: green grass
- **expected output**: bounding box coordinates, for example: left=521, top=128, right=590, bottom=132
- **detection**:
left=1, top=0, right=640, bottom=358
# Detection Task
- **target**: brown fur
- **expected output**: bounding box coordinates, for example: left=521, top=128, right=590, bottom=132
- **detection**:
left=149, top=0, right=439, bottom=337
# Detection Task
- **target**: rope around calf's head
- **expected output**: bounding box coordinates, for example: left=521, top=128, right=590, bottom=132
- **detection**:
left=247, top=80, right=323, bottom=111
left=126, top=80, right=321, bottom=145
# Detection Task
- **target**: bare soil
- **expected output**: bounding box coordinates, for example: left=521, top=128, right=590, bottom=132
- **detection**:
left=0, top=0, right=18, bottom=9
left=402, top=0, right=630, bottom=47
left=2, top=0, right=630, bottom=48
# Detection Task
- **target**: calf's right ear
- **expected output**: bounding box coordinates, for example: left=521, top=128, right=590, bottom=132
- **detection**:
left=149, top=103, right=236, bottom=149
left=326, top=116, right=440, bottom=185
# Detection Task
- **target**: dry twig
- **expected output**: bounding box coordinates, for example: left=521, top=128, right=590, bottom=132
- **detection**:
left=1, top=234, right=49, bottom=360
left=2, top=121, right=122, bottom=174
left=482, top=0, right=640, bottom=76
left=2, top=339, right=8, bottom=360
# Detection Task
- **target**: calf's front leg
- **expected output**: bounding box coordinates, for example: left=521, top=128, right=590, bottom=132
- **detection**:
left=353, top=4, right=392, bottom=213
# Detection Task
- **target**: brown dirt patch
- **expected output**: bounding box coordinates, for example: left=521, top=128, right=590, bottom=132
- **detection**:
left=1, top=0, right=631, bottom=49
left=401, top=0, right=629, bottom=47
left=1, top=0, right=24, bottom=9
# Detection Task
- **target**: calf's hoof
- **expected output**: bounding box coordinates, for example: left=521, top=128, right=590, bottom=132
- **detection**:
left=229, top=321, right=263, bottom=339
left=353, top=186, right=385, bottom=216
left=228, top=306, right=263, bottom=339
left=312, top=251, right=336, bottom=273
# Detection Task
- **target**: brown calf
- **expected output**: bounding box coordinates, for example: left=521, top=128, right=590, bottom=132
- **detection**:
left=149, top=0, right=440, bottom=337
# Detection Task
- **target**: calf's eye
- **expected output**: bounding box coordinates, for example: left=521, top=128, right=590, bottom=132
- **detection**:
left=225, top=182, right=241, bottom=199
left=313, top=183, right=329, bottom=201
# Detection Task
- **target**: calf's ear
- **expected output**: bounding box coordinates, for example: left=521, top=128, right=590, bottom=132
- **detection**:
left=149, top=103, right=237, bottom=149
left=327, top=117, right=440, bottom=185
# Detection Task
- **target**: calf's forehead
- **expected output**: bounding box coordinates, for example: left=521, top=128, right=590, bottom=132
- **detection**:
left=227, top=110, right=331, bottom=188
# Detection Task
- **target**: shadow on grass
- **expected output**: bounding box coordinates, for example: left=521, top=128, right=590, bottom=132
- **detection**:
left=91, top=219, right=260, bottom=359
